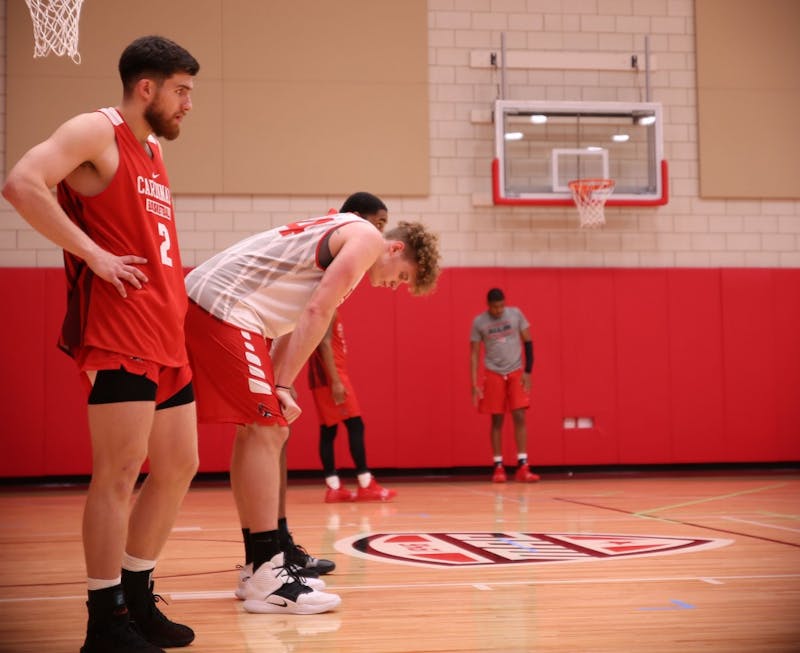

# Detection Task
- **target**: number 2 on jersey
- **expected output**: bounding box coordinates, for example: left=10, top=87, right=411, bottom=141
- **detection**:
left=158, top=222, right=173, bottom=267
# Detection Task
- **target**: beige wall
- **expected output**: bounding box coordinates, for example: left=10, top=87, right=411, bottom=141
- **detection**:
left=695, top=0, right=800, bottom=199
left=5, top=0, right=429, bottom=196
left=2, top=0, right=799, bottom=269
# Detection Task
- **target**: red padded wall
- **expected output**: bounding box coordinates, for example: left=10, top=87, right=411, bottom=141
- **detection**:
left=721, top=269, right=779, bottom=461
left=0, top=269, right=46, bottom=476
left=774, top=269, right=800, bottom=459
left=394, top=270, right=458, bottom=468
left=667, top=270, right=726, bottom=462
left=614, top=269, right=672, bottom=463
left=559, top=269, right=619, bottom=464
left=0, top=266, right=798, bottom=478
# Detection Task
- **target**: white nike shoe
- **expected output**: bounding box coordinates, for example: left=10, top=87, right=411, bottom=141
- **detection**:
left=235, top=556, right=326, bottom=600
left=242, top=554, right=341, bottom=615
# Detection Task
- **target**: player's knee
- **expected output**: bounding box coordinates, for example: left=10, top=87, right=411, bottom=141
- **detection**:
left=170, top=446, right=199, bottom=482
left=90, top=456, right=144, bottom=498
left=239, top=422, right=289, bottom=450
left=273, top=424, right=290, bottom=446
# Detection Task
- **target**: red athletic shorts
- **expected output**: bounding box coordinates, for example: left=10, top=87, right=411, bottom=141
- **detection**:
left=185, top=301, right=286, bottom=427
left=75, top=347, right=192, bottom=405
left=311, top=379, right=361, bottom=427
left=478, top=369, right=529, bottom=414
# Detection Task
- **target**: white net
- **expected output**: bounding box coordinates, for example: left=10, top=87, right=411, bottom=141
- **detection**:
left=569, top=179, right=615, bottom=229
left=25, top=0, right=85, bottom=64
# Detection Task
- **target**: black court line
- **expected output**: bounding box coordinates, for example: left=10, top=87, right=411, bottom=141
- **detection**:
left=553, top=497, right=800, bottom=549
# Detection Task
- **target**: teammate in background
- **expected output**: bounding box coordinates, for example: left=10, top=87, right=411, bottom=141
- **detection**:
left=470, top=288, right=539, bottom=483
left=184, top=213, right=440, bottom=614
left=308, top=192, right=397, bottom=503
left=2, top=36, right=200, bottom=653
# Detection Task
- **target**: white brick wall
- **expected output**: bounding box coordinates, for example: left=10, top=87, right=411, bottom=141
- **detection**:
left=2, top=0, right=798, bottom=269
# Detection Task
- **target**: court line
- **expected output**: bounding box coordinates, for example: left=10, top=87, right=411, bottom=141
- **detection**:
left=310, top=573, right=800, bottom=593
left=632, top=482, right=791, bottom=516
left=554, top=497, right=800, bottom=548
left=4, top=573, right=798, bottom=603
left=758, top=510, right=800, bottom=522
left=721, top=516, right=800, bottom=534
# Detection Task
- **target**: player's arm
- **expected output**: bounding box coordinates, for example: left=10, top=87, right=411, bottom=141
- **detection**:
left=520, top=326, right=533, bottom=391
left=317, top=313, right=347, bottom=404
left=274, top=222, right=383, bottom=390
left=470, top=340, right=483, bottom=405
left=2, top=113, right=148, bottom=297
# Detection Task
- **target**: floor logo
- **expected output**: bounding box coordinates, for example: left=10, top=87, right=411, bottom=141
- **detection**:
left=335, top=532, right=732, bottom=568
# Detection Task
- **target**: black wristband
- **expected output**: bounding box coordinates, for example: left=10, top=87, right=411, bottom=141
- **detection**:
left=524, top=340, right=533, bottom=373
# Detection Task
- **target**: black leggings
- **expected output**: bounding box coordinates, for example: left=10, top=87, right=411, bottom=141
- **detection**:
left=88, top=367, right=194, bottom=410
left=319, top=416, right=367, bottom=476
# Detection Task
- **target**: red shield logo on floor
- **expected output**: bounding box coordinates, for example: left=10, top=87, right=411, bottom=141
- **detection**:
left=335, top=532, right=732, bottom=567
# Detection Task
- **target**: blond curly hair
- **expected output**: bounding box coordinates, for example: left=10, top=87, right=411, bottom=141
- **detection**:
left=385, top=221, right=441, bottom=296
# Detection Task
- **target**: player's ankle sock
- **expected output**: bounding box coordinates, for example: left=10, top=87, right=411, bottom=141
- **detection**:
left=86, top=583, right=127, bottom=622
left=493, top=456, right=503, bottom=467
left=121, top=553, right=157, bottom=574
left=357, top=472, right=372, bottom=488
left=325, top=475, right=341, bottom=490
left=251, top=530, right=282, bottom=571
left=277, top=518, right=291, bottom=551
left=87, top=576, right=122, bottom=592
left=517, top=453, right=528, bottom=467
left=242, top=528, right=252, bottom=565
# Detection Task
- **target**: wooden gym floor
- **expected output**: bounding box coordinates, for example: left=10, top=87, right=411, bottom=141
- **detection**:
left=1, top=470, right=798, bottom=652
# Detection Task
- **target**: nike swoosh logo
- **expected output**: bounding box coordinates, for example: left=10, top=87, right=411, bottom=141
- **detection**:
left=152, top=173, right=160, bottom=179
left=268, top=598, right=288, bottom=607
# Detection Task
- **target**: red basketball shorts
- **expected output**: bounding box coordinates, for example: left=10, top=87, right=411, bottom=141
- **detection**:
left=75, top=347, right=192, bottom=405
left=185, top=301, right=286, bottom=427
left=478, top=368, right=529, bottom=414
left=311, top=379, right=361, bottom=427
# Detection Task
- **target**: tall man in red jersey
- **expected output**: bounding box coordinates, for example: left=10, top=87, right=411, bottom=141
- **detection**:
left=3, top=36, right=200, bottom=653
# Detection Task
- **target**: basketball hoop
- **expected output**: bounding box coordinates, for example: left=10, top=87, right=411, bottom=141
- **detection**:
left=569, top=178, right=615, bottom=228
left=25, top=0, right=85, bottom=64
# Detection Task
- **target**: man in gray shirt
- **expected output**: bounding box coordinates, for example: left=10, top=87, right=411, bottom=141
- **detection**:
left=470, top=288, right=539, bottom=482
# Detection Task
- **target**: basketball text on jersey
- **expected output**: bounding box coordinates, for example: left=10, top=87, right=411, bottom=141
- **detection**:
left=138, top=175, right=172, bottom=221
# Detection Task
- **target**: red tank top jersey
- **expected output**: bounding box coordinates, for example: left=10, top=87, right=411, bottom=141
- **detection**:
left=308, top=313, right=350, bottom=389
left=56, top=108, right=188, bottom=366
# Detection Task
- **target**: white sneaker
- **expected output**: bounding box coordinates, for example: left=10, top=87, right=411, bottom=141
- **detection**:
left=242, top=554, right=341, bottom=615
left=235, top=557, right=326, bottom=600
left=234, top=563, right=252, bottom=600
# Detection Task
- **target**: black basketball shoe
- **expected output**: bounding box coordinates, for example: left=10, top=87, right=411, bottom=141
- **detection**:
left=122, top=570, right=195, bottom=648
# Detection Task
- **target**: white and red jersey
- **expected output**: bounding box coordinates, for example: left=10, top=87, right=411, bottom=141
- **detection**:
left=185, top=214, right=365, bottom=339
left=57, top=107, right=188, bottom=366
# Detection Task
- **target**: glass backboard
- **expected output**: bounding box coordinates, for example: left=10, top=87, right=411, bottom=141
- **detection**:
left=493, top=100, right=668, bottom=206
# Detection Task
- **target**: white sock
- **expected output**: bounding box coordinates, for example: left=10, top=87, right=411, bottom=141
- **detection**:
left=357, top=472, right=372, bottom=488
left=517, top=453, right=528, bottom=466
left=87, top=576, right=121, bottom=591
left=122, top=553, right=157, bottom=573
left=325, top=475, right=341, bottom=490
left=493, top=456, right=503, bottom=466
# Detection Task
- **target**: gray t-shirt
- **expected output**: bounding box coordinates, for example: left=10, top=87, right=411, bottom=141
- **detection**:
left=470, top=306, right=529, bottom=375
